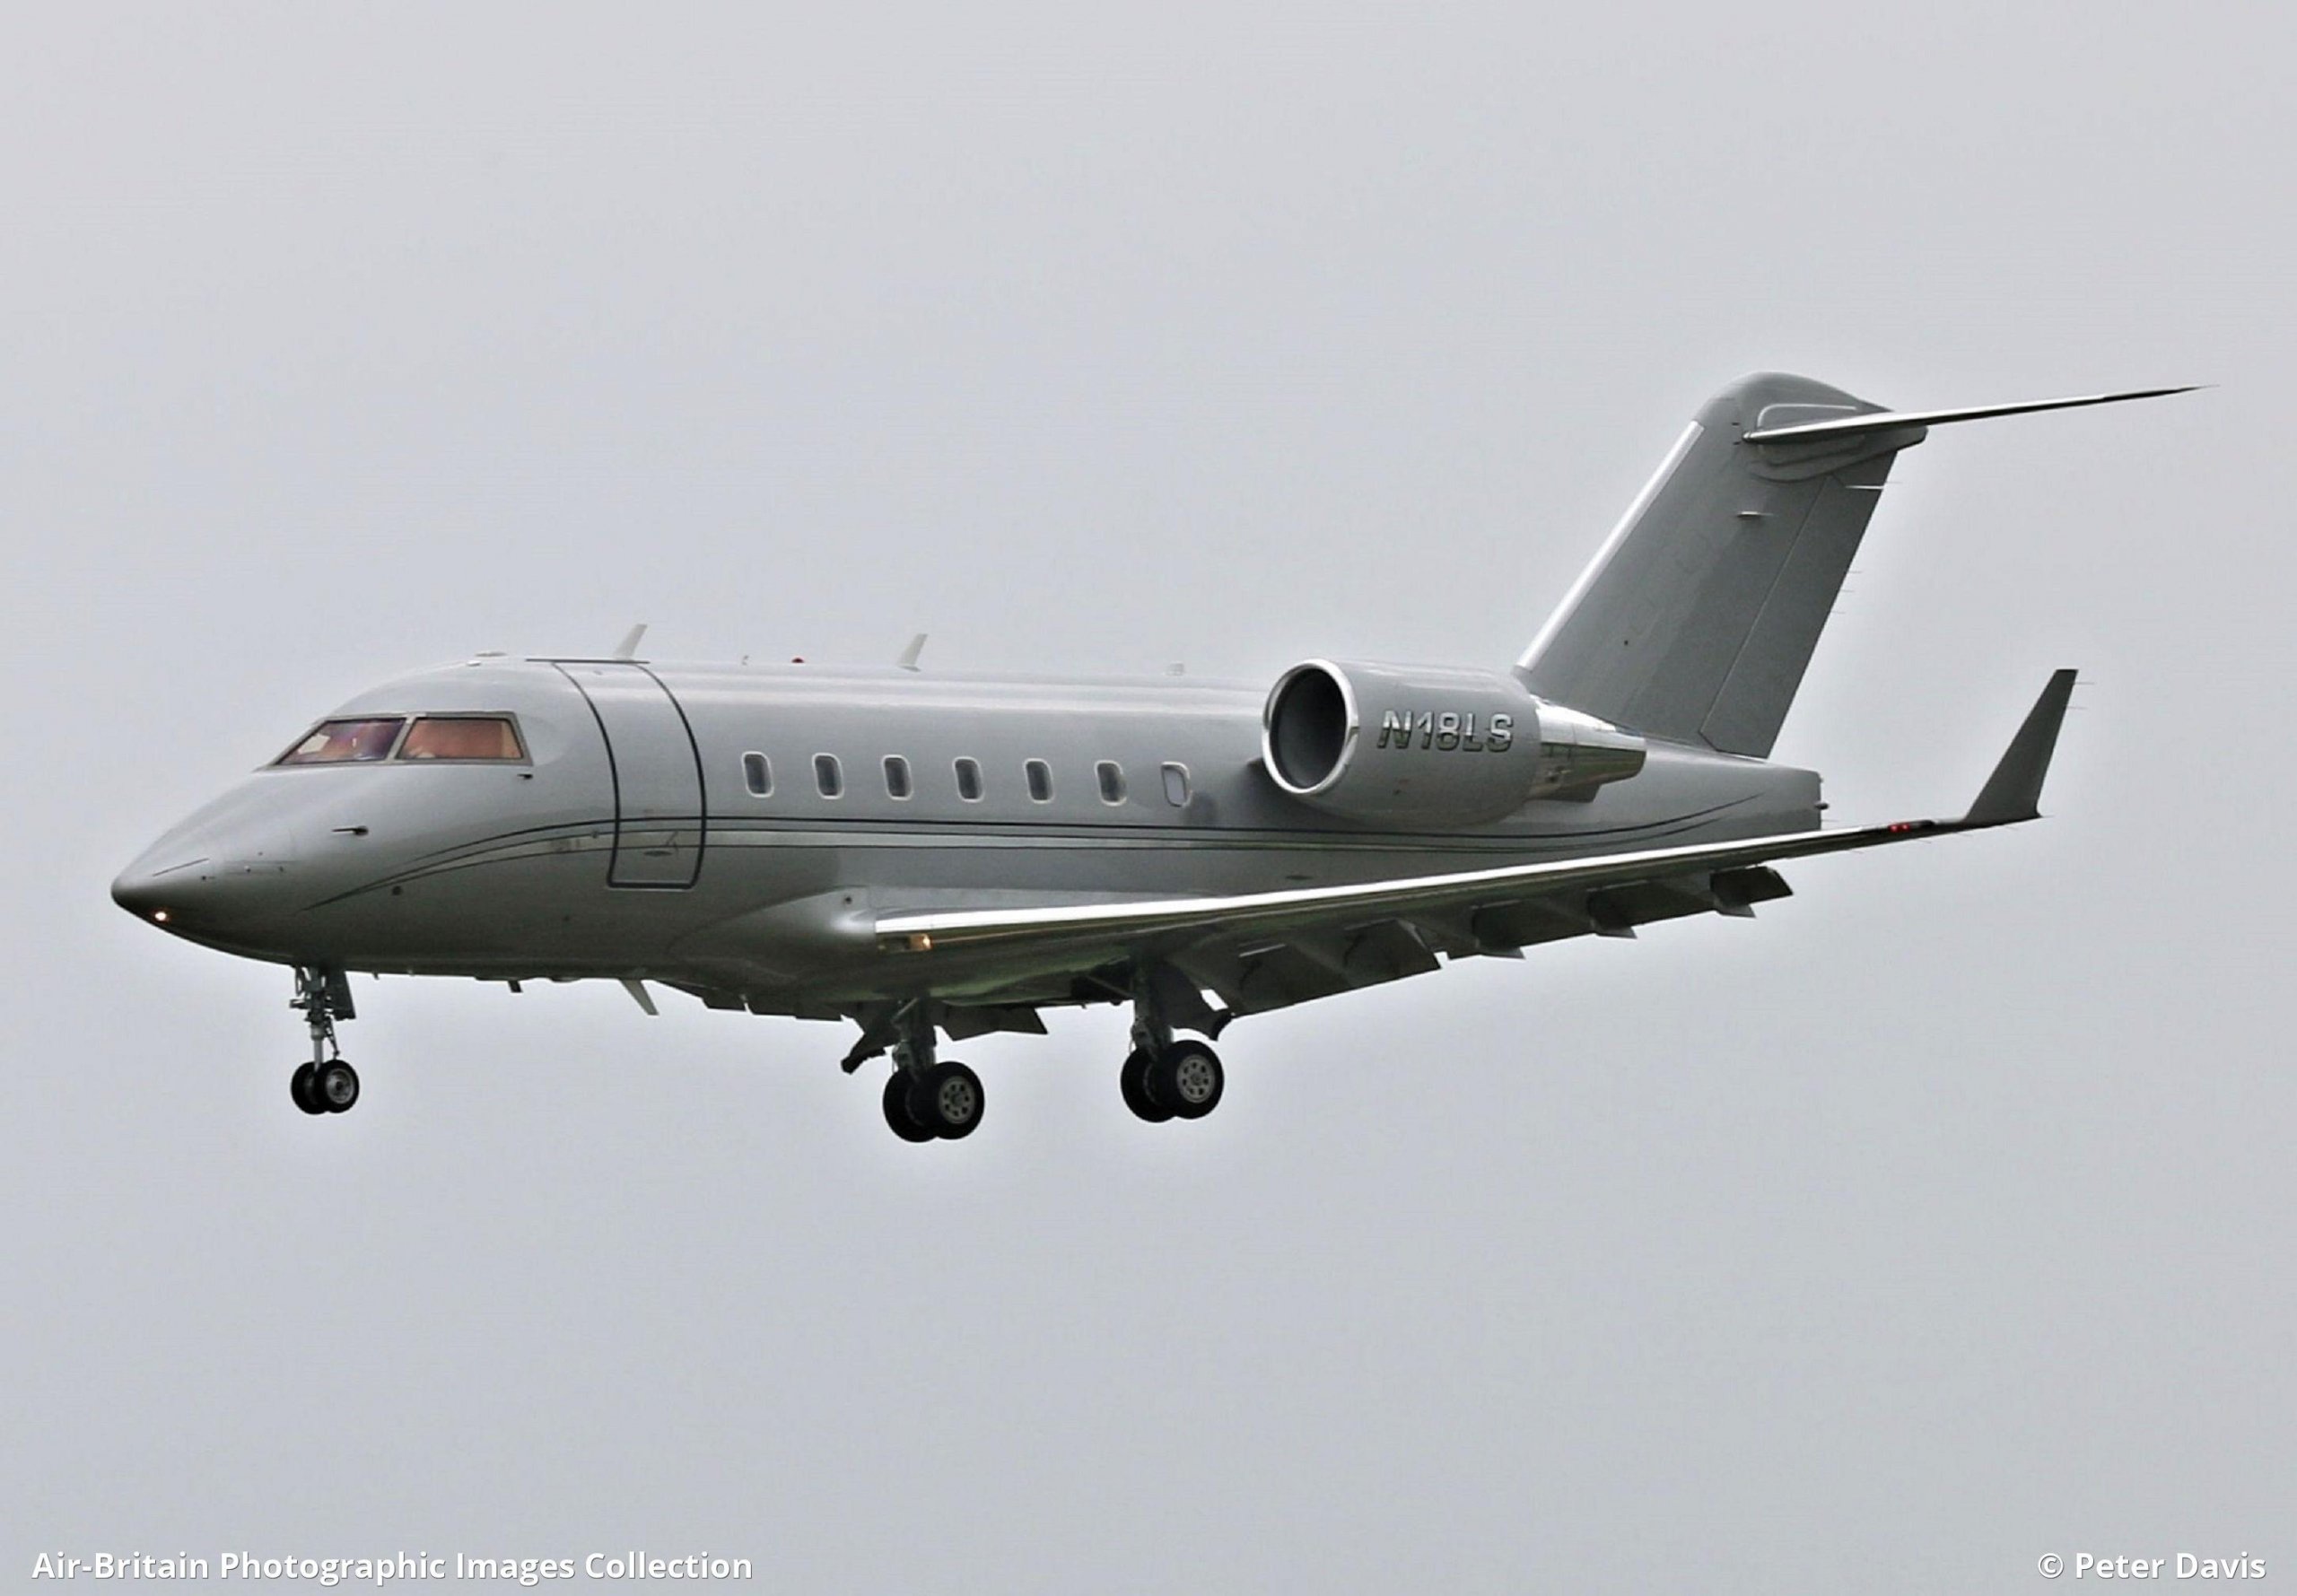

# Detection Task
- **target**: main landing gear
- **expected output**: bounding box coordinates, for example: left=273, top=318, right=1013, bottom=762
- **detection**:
left=1119, top=1039, right=1226, bottom=1123
left=288, top=966, right=360, bottom=1117
left=1122, top=973, right=1226, bottom=1124
left=880, top=1002, right=985, bottom=1144
left=858, top=974, right=1229, bottom=1140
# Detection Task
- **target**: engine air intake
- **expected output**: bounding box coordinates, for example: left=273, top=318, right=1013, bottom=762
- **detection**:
left=1261, top=658, right=1645, bottom=824
left=1265, top=662, right=1353, bottom=791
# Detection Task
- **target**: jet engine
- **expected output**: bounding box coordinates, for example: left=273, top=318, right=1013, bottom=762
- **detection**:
left=1260, top=658, right=1646, bottom=824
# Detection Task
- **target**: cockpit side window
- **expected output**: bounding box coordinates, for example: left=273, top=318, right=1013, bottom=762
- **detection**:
left=277, top=719, right=405, bottom=764
left=398, top=716, right=526, bottom=761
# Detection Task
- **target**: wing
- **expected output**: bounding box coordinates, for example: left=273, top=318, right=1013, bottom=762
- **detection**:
left=878, top=671, right=2076, bottom=1025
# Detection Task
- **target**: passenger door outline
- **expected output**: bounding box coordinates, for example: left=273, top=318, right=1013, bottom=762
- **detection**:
left=555, top=662, right=707, bottom=888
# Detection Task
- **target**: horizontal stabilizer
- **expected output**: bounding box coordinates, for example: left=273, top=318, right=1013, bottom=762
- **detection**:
left=1962, top=668, right=2077, bottom=826
left=1741, top=386, right=2197, bottom=445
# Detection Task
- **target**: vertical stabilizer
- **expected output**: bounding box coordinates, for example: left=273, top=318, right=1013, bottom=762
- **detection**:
left=1517, top=372, right=1917, bottom=757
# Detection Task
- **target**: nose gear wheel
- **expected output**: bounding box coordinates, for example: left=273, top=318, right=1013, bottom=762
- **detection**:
left=291, top=1062, right=326, bottom=1116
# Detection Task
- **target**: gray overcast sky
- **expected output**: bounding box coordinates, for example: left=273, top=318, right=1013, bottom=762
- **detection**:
left=4, top=4, right=2291, bottom=1592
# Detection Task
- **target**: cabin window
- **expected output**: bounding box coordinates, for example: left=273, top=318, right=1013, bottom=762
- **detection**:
left=1162, top=762, right=1191, bottom=807
left=277, top=718, right=404, bottom=764
left=883, top=755, right=913, bottom=799
left=814, top=754, right=843, bottom=798
left=954, top=758, right=983, bottom=802
left=742, top=752, right=772, bottom=796
left=1096, top=761, right=1126, bottom=805
left=1025, top=760, right=1053, bottom=802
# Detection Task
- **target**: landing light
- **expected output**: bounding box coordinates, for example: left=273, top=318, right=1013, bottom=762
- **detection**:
left=152, top=909, right=170, bottom=923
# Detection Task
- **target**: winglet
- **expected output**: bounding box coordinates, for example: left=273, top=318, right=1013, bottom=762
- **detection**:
left=895, top=632, right=928, bottom=671
left=612, top=624, right=648, bottom=660
left=1962, top=669, right=2078, bottom=826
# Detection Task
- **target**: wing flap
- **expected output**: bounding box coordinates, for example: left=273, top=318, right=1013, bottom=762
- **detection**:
left=1164, top=865, right=1796, bottom=1021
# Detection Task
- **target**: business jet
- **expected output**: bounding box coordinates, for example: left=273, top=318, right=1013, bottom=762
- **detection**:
left=112, top=373, right=2188, bottom=1141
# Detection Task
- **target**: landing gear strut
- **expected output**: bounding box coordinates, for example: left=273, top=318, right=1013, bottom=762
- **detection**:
left=1122, top=970, right=1226, bottom=1123
left=289, top=966, right=359, bottom=1116
left=879, top=1001, right=984, bottom=1143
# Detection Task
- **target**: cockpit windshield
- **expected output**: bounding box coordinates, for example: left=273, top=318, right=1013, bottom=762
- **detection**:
left=274, top=714, right=526, bottom=766
left=400, top=717, right=524, bottom=761
left=278, top=719, right=404, bottom=764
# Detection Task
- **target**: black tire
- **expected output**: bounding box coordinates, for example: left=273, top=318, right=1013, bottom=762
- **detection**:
left=914, top=1060, right=985, bottom=1139
left=1153, top=1041, right=1224, bottom=1121
left=290, top=1062, right=327, bottom=1116
left=883, top=1070, right=937, bottom=1143
left=1120, top=1048, right=1174, bottom=1122
left=316, top=1060, right=360, bottom=1113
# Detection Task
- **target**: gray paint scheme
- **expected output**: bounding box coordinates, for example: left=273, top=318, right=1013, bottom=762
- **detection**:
left=109, top=373, right=2174, bottom=1115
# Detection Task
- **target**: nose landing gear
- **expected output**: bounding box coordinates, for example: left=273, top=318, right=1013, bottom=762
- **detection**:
left=289, top=966, right=359, bottom=1117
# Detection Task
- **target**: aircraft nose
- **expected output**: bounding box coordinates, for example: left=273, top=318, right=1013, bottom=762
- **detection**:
left=110, top=863, right=170, bottom=920
left=110, top=848, right=240, bottom=931
left=111, top=816, right=300, bottom=938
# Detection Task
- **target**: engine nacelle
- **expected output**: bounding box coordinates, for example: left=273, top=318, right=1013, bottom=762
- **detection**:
left=1261, top=658, right=1646, bottom=824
